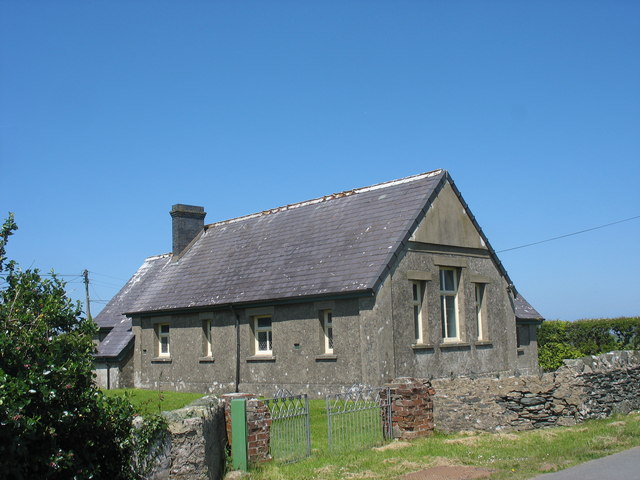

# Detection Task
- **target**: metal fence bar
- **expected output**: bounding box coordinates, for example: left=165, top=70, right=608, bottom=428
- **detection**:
left=304, top=395, right=311, bottom=459
left=325, top=386, right=391, bottom=452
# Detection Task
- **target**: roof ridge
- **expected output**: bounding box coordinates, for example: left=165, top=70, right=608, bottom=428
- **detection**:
left=204, top=169, right=445, bottom=228
left=145, top=253, right=172, bottom=261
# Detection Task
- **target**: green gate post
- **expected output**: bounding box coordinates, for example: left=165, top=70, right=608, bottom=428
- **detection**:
left=231, top=399, right=248, bottom=471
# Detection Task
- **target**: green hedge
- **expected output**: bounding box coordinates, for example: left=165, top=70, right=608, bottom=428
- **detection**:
left=537, top=317, right=640, bottom=371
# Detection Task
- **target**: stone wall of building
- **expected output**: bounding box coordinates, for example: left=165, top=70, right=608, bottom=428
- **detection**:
left=431, top=351, right=640, bottom=433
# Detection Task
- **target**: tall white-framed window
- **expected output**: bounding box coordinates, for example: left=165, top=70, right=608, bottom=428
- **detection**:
left=411, top=280, right=425, bottom=344
left=474, top=284, right=485, bottom=341
left=203, top=319, right=213, bottom=357
left=439, top=268, right=459, bottom=341
left=254, top=316, right=273, bottom=355
left=323, top=310, right=334, bottom=354
left=157, top=323, right=170, bottom=357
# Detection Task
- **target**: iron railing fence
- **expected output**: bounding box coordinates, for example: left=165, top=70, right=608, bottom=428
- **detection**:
left=325, top=385, right=392, bottom=452
left=261, top=393, right=311, bottom=464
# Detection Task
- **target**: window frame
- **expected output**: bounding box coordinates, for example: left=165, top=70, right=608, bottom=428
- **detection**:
left=157, top=323, right=171, bottom=357
left=439, top=268, right=460, bottom=342
left=254, top=315, right=273, bottom=356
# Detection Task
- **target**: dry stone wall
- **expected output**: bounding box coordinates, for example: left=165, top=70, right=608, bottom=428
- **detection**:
left=147, top=396, right=227, bottom=480
left=432, top=351, right=640, bottom=433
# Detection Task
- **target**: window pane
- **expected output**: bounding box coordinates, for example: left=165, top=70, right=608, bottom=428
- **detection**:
left=258, top=317, right=271, bottom=329
left=441, top=269, right=455, bottom=291
left=327, top=327, right=333, bottom=350
left=440, top=296, right=447, bottom=335
left=160, top=324, right=170, bottom=334
left=161, top=336, right=169, bottom=354
left=412, top=283, right=418, bottom=301
left=475, top=284, right=484, bottom=304
left=445, top=296, right=457, bottom=338
left=258, top=331, right=268, bottom=351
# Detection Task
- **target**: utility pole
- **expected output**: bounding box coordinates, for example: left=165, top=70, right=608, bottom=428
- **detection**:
left=83, top=269, right=92, bottom=322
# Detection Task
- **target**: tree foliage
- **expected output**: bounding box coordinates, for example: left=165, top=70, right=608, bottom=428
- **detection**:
left=0, top=213, right=137, bottom=479
left=538, top=317, right=640, bottom=371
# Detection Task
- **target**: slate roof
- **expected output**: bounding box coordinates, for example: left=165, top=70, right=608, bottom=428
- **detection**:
left=514, top=295, right=544, bottom=322
left=125, top=169, right=448, bottom=314
left=94, top=254, right=171, bottom=359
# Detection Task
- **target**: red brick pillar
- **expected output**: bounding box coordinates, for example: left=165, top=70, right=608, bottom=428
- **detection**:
left=221, top=393, right=272, bottom=464
left=386, top=378, right=435, bottom=440
left=246, top=398, right=271, bottom=463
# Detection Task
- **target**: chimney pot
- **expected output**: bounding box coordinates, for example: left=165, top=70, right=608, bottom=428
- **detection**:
left=170, top=204, right=206, bottom=256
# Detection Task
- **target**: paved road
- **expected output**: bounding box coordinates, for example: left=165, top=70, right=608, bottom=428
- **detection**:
left=530, top=447, right=640, bottom=480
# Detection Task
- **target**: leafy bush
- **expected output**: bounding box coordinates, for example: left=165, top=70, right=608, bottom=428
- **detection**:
left=0, top=214, right=142, bottom=479
left=538, top=342, right=584, bottom=371
left=538, top=317, right=640, bottom=371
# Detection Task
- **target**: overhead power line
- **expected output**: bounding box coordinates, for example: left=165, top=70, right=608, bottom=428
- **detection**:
left=37, top=273, right=83, bottom=278
left=498, top=214, right=640, bottom=253
left=89, top=271, right=127, bottom=282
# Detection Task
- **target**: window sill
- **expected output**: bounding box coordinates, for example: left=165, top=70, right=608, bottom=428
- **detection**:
left=152, top=357, right=172, bottom=363
left=411, top=343, right=435, bottom=351
left=439, top=342, right=470, bottom=349
left=247, top=355, right=276, bottom=362
left=315, top=354, right=337, bottom=361
left=475, top=341, right=493, bottom=347
left=199, top=356, right=215, bottom=363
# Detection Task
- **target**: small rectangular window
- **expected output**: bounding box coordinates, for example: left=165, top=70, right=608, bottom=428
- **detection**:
left=203, top=320, right=212, bottom=357
left=439, top=268, right=459, bottom=340
left=411, top=281, right=425, bottom=343
left=474, top=284, right=485, bottom=341
left=157, top=324, right=170, bottom=357
left=517, top=325, right=530, bottom=348
left=254, top=316, right=273, bottom=355
left=323, top=310, right=334, bottom=354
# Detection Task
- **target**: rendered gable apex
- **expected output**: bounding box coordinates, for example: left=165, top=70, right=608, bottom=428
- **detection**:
left=390, top=173, right=515, bottom=297
left=410, top=182, right=487, bottom=250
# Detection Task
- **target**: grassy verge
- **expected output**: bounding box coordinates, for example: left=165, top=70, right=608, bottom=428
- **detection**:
left=102, top=388, right=204, bottom=415
left=248, top=408, right=640, bottom=480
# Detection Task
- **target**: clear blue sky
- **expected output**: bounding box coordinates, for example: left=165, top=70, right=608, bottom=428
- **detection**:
left=1, top=1, right=639, bottom=321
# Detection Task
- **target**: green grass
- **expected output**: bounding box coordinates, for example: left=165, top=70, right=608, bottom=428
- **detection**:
left=102, top=388, right=204, bottom=415
left=247, top=409, right=640, bottom=480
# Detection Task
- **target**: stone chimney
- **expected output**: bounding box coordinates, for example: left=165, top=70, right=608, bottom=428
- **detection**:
left=170, top=204, right=206, bottom=256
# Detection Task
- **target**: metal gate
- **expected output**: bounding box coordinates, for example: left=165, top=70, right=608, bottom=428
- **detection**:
left=262, top=392, right=311, bottom=463
left=326, top=386, right=392, bottom=452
